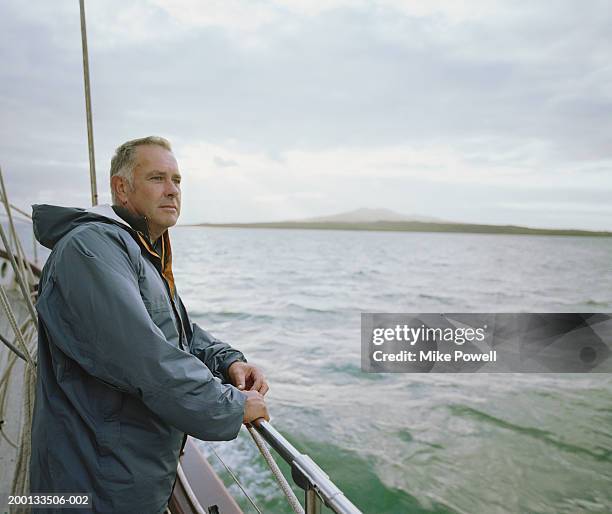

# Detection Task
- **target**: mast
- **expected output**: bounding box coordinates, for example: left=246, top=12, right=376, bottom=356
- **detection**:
left=79, top=0, right=98, bottom=206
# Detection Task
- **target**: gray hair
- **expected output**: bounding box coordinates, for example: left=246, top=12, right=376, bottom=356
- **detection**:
left=110, top=136, right=172, bottom=204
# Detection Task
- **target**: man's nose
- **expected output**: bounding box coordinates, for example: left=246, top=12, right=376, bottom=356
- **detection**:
left=165, top=180, right=180, bottom=197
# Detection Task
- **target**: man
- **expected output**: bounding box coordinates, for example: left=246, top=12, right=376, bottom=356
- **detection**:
left=30, top=136, right=269, bottom=513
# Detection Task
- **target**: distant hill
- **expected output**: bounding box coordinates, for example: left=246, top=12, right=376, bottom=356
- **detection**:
left=190, top=208, right=612, bottom=237
left=295, top=208, right=445, bottom=224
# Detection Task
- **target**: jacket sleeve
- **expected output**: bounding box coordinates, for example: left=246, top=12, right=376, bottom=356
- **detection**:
left=175, top=291, right=247, bottom=383
left=188, top=323, right=247, bottom=383
left=35, top=224, right=246, bottom=441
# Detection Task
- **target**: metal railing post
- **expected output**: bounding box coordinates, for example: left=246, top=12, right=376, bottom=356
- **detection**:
left=252, top=421, right=363, bottom=514
left=305, top=488, right=322, bottom=514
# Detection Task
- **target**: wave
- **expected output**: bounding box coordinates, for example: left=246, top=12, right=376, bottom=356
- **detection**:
left=281, top=436, right=457, bottom=514
left=286, top=302, right=338, bottom=315
left=322, top=362, right=388, bottom=381
left=189, top=310, right=277, bottom=323
left=585, top=299, right=610, bottom=307
left=449, top=404, right=612, bottom=463
left=417, top=293, right=454, bottom=304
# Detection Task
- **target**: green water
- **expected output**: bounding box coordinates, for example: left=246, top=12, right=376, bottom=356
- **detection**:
left=174, top=228, right=612, bottom=513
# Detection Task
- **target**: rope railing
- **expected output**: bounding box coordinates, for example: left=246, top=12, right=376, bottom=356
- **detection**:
left=250, top=420, right=363, bottom=514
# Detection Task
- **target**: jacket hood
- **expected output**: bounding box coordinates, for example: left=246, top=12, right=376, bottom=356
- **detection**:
left=32, top=204, right=131, bottom=249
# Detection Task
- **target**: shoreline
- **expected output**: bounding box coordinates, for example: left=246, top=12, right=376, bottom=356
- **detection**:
left=178, top=221, right=612, bottom=237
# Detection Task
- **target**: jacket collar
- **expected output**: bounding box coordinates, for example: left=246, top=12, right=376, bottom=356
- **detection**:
left=110, top=205, right=153, bottom=242
left=106, top=204, right=177, bottom=296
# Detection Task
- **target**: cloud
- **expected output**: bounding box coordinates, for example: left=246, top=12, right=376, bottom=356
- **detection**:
left=149, top=0, right=512, bottom=31
left=179, top=137, right=609, bottom=188
left=0, top=0, right=611, bottom=229
left=174, top=138, right=612, bottom=230
left=499, top=201, right=612, bottom=214
left=213, top=156, right=238, bottom=168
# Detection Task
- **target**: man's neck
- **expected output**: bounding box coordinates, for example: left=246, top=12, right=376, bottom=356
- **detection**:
left=111, top=205, right=157, bottom=242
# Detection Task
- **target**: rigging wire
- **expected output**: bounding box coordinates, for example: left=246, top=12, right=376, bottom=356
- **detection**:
left=0, top=224, right=37, bottom=324
left=0, top=331, right=28, bottom=363
left=0, top=197, right=31, bottom=220
left=0, top=350, right=19, bottom=449
left=0, top=301, right=37, bottom=497
left=205, top=441, right=264, bottom=514
left=207, top=424, right=308, bottom=514
left=0, top=285, right=34, bottom=366
left=0, top=168, right=33, bottom=289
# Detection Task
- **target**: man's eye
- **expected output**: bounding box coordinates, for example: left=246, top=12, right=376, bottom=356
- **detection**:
left=173, top=179, right=181, bottom=185
left=150, top=176, right=163, bottom=181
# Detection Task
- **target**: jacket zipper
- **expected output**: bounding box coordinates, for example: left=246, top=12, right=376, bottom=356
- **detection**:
left=137, top=228, right=188, bottom=351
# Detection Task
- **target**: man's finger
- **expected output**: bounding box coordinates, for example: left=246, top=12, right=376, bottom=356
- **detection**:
left=250, top=374, right=263, bottom=392
left=253, top=376, right=268, bottom=395
left=235, top=369, right=246, bottom=389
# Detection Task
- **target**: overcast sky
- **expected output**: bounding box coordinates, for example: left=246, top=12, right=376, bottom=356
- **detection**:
left=1, top=0, right=611, bottom=229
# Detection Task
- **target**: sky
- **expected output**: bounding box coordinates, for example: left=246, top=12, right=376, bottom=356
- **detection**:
left=1, top=0, right=611, bottom=229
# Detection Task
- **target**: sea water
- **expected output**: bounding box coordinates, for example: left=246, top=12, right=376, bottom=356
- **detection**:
left=170, top=227, right=612, bottom=514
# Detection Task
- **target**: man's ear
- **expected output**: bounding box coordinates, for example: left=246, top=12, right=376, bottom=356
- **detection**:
left=111, top=175, right=130, bottom=205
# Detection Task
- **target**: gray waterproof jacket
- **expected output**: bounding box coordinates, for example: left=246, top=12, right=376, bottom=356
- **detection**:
left=30, top=204, right=247, bottom=513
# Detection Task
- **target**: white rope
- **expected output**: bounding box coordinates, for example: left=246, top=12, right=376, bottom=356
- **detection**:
left=0, top=285, right=34, bottom=365
left=14, top=230, right=37, bottom=286
left=246, top=424, right=305, bottom=514
left=0, top=223, right=37, bottom=322
left=0, top=168, right=32, bottom=289
left=0, top=194, right=32, bottom=220
left=11, top=358, right=36, bottom=498
left=0, top=312, right=37, bottom=506
left=0, top=350, right=19, bottom=449
left=0, top=167, right=37, bottom=508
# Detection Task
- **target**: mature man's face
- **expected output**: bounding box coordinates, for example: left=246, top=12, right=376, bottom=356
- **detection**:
left=123, top=144, right=182, bottom=240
